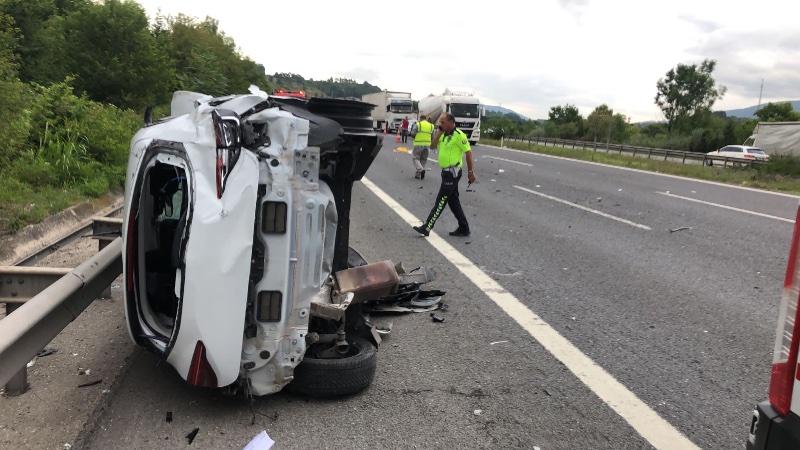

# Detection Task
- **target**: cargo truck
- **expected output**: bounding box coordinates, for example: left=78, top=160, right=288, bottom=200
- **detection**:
left=418, top=88, right=482, bottom=145
left=361, top=91, right=414, bottom=132
left=744, top=122, right=800, bottom=156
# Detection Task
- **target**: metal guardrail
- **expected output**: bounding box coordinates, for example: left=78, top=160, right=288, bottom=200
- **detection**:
left=0, top=217, right=123, bottom=396
left=502, top=136, right=767, bottom=168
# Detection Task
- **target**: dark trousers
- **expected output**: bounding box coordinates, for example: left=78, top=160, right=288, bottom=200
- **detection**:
left=423, top=168, right=469, bottom=232
left=401, top=129, right=408, bottom=143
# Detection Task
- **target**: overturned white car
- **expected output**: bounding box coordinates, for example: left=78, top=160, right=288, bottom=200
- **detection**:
left=122, top=89, right=442, bottom=397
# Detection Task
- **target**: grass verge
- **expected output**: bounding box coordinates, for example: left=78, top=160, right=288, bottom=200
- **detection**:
left=479, top=138, right=800, bottom=195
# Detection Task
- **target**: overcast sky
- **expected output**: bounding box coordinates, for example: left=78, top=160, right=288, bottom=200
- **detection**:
left=137, top=0, right=799, bottom=122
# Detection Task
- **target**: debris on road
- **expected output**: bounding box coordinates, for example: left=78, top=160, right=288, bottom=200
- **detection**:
left=490, top=340, right=509, bottom=345
left=431, top=313, right=445, bottom=323
left=77, top=368, right=91, bottom=376
left=166, top=411, right=173, bottom=423
left=669, top=226, right=693, bottom=233
left=77, top=379, right=102, bottom=388
left=243, top=430, right=275, bottom=450
left=186, top=427, right=200, bottom=445
left=36, top=347, right=58, bottom=357
left=473, top=409, right=483, bottom=416
left=498, top=169, right=505, bottom=173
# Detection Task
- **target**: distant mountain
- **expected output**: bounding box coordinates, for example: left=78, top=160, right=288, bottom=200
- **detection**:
left=722, top=100, right=800, bottom=119
left=484, top=105, right=528, bottom=120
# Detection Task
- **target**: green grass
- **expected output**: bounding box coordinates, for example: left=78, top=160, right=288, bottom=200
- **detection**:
left=479, top=138, right=800, bottom=195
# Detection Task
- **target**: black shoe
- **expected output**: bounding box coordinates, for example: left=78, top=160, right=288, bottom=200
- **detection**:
left=449, top=228, right=470, bottom=237
left=413, top=225, right=430, bottom=237
left=420, top=170, right=425, bottom=179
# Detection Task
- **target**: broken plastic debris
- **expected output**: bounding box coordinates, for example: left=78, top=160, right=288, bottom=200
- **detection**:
left=243, top=430, right=275, bottom=450
left=669, top=226, right=692, bottom=233
left=186, top=427, right=200, bottom=445
left=617, top=188, right=623, bottom=191
left=498, top=169, right=505, bottom=173
left=64, top=444, right=72, bottom=450
left=36, top=347, right=58, bottom=357
left=535, top=185, right=541, bottom=188
left=431, top=313, right=445, bottom=323
left=489, top=340, right=509, bottom=345
left=77, top=379, right=102, bottom=388
left=78, top=368, right=91, bottom=376
left=473, top=409, right=483, bottom=416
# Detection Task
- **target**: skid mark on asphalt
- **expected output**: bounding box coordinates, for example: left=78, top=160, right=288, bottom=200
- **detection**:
left=656, top=191, right=795, bottom=223
left=514, top=185, right=652, bottom=230
left=361, top=176, right=698, bottom=450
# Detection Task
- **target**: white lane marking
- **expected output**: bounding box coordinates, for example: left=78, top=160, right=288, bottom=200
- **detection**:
left=360, top=177, right=698, bottom=450
left=478, top=143, right=800, bottom=200
left=657, top=191, right=795, bottom=223
left=514, top=185, right=652, bottom=230
left=482, top=155, right=533, bottom=167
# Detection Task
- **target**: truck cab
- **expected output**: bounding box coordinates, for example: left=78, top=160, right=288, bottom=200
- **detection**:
left=386, top=97, right=414, bottom=132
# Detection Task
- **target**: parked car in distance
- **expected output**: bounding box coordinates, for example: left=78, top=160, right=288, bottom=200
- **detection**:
left=705, top=145, right=769, bottom=166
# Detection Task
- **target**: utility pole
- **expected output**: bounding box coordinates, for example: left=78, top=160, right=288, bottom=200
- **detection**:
left=757, top=79, right=765, bottom=108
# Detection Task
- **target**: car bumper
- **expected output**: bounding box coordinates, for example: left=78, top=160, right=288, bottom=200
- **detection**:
left=747, top=401, right=800, bottom=450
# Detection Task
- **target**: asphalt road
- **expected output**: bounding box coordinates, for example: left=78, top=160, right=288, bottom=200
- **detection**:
left=83, top=140, right=797, bottom=449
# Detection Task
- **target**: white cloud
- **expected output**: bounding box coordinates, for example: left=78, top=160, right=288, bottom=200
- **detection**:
left=136, top=0, right=800, bottom=121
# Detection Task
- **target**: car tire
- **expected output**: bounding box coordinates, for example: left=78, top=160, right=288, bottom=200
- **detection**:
left=287, top=336, right=377, bottom=397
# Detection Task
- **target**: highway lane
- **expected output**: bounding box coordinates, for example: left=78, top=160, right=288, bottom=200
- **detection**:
left=85, top=140, right=793, bottom=449
left=356, top=141, right=793, bottom=448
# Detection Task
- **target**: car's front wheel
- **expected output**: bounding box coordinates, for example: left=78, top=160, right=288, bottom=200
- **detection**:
left=287, top=336, right=377, bottom=397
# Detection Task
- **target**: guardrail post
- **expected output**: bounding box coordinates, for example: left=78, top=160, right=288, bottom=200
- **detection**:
left=683, top=153, right=687, bottom=164
left=2, top=304, right=28, bottom=396
left=647, top=149, right=652, bottom=159
left=593, top=141, right=597, bottom=152
left=724, top=158, right=728, bottom=168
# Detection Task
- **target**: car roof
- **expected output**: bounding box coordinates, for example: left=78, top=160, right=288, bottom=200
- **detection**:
left=723, top=145, right=764, bottom=151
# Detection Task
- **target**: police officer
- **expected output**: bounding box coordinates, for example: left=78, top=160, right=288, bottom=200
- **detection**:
left=410, top=115, right=434, bottom=179
left=413, top=113, right=476, bottom=237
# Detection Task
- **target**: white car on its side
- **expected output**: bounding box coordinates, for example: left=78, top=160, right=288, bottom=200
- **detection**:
left=705, top=145, right=769, bottom=166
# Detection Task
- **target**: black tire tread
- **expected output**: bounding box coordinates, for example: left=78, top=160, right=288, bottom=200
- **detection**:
left=287, top=336, right=377, bottom=397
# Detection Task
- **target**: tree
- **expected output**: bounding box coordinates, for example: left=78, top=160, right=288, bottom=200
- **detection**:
left=548, top=104, right=584, bottom=139
left=655, top=59, right=726, bottom=132
left=754, top=102, right=800, bottom=122
left=55, top=1, right=174, bottom=109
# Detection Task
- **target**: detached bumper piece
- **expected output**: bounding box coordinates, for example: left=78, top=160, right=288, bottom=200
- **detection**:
left=748, top=401, right=800, bottom=450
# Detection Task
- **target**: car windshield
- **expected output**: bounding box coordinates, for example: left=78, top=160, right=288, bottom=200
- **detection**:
left=449, top=103, right=479, bottom=118
left=389, top=102, right=413, bottom=113
left=747, top=148, right=766, bottom=154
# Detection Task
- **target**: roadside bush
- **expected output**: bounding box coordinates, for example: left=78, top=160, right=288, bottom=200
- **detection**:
left=758, top=155, right=800, bottom=177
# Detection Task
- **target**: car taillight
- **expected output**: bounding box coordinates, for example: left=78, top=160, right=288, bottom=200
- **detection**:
left=187, top=340, right=218, bottom=388
left=769, top=205, right=800, bottom=416
left=211, top=110, right=241, bottom=199
left=744, top=154, right=755, bottom=159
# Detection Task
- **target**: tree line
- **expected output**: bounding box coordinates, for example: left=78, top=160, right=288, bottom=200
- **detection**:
left=0, top=0, right=382, bottom=234
left=481, top=59, right=799, bottom=153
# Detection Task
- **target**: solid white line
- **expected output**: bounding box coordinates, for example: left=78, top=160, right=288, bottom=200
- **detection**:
left=656, top=191, right=795, bottom=223
left=482, top=155, right=533, bottom=167
left=514, top=185, right=652, bottom=230
left=478, top=143, right=800, bottom=200
left=360, top=177, right=698, bottom=450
